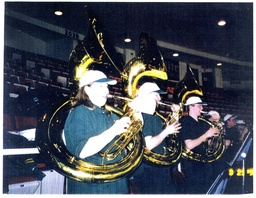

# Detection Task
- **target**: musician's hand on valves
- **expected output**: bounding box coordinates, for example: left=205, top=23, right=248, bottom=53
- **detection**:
left=163, top=121, right=181, bottom=136
left=206, top=127, right=219, bottom=138
left=110, top=117, right=131, bottom=135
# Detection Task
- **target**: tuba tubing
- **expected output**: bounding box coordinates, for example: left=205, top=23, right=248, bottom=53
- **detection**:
left=107, top=94, right=183, bottom=166
left=36, top=97, right=145, bottom=183
left=99, top=96, right=145, bottom=161
left=181, top=116, right=226, bottom=163
left=143, top=106, right=183, bottom=166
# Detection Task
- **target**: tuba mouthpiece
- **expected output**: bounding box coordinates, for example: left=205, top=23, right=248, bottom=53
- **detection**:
left=107, top=94, right=114, bottom=99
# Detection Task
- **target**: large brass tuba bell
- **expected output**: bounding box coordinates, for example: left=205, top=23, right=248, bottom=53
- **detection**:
left=36, top=6, right=143, bottom=183
left=173, top=64, right=204, bottom=105
left=123, top=32, right=183, bottom=166
left=123, top=32, right=168, bottom=98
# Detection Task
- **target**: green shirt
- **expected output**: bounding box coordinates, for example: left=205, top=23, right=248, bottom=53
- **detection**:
left=64, top=104, right=129, bottom=194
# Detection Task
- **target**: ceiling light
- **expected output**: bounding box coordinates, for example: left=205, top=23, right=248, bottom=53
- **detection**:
left=54, top=10, right=63, bottom=16
left=173, top=53, right=179, bottom=57
left=218, top=20, right=226, bottom=26
left=217, top=63, right=222, bottom=66
left=124, top=38, right=131, bottom=43
left=124, top=33, right=131, bottom=43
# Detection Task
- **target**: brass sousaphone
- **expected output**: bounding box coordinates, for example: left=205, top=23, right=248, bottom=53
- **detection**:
left=123, top=32, right=183, bottom=166
left=100, top=32, right=170, bottom=166
left=173, top=65, right=226, bottom=162
left=36, top=6, right=144, bottom=183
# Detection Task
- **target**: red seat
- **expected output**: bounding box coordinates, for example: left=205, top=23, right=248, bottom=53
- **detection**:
left=19, top=78, right=35, bottom=88
left=6, top=75, right=20, bottom=84
left=8, top=83, right=27, bottom=96
left=4, top=67, right=15, bottom=75
left=16, top=70, right=28, bottom=78
left=14, top=116, right=37, bottom=130
left=3, top=114, right=16, bottom=131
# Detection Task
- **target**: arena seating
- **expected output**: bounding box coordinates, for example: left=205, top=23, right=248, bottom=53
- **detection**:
left=3, top=45, right=253, bottom=132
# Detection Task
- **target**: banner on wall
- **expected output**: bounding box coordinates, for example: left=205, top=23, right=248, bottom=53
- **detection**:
left=165, top=59, right=179, bottom=81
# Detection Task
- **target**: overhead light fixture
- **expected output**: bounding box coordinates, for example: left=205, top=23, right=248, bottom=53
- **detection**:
left=217, top=63, right=222, bottom=66
left=124, top=33, right=131, bottom=43
left=54, top=10, right=63, bottom=16
left=173, top=53, right=179, bottom=57
left=218, top=20, right=226, bottom=26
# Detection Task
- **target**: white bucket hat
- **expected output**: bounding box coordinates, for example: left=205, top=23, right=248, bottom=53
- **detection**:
left=223, top=114, right=237, bottom=122
left=137, top=82, right=167, bottom=96
left=207, top=110, right=220, bottom=117
left=79, top=70, right=117, bottom=87
left=184, top=96, right=207, bottom=106
left=236, top=120, right=246, bottom=125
